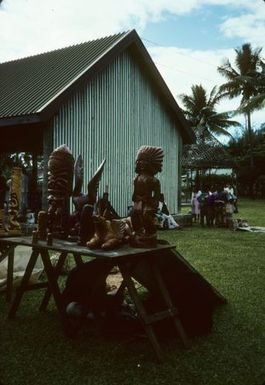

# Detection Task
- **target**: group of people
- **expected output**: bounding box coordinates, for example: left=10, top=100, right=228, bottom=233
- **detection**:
left=191, top=183, right=238, bottom=227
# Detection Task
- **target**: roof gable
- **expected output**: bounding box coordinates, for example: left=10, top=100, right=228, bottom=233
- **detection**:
left=0, top=30, right=194, bottom=144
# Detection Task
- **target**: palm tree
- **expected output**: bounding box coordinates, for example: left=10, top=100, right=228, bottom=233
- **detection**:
left=239, top=61, right=265, bottom=114
left=179, top=84, right=240, bottom=142
left=218, top=43, right=264, bottom=166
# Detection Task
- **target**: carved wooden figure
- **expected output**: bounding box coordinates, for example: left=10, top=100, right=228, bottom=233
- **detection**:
left=0, top=174, right=8, bottom=236
left=8, top=167, right=22, bottom=235
left=47, top=145, right=74, bottom=238
left=69, top=156, right=106, bottom=245
left=37, top=210, right=48, bottom=240
left=130, top=145, right=164, bottom=247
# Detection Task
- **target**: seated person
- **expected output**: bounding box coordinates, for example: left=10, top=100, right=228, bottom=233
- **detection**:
left=156, top=193, right=179, bottom=230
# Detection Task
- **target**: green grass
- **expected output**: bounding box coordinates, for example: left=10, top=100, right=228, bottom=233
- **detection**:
left=1, top=198, right=265, bottom=385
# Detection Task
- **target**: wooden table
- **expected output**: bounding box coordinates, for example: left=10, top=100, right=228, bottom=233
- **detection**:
left=0, top=236, right=189, bottom=361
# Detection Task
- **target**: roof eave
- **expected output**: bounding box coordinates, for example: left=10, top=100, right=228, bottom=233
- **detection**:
left=0, top=113, right=42, bottom=127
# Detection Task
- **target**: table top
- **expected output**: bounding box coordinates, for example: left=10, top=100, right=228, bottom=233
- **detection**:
left=0, top=236, right=175, bottom=259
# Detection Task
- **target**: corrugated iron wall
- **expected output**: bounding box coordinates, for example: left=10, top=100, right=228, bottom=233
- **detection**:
left=52, top=50, right=181, bottom=216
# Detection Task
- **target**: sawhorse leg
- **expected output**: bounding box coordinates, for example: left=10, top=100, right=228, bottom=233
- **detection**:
left=118, top=262, right=163, bottom=363
left=150, top=261, right=189, bottom=349
left=118, top=256, right=190, bottom=362
left=39, top=251, right=68, bottom=311
left=8, top=248, right=40, bottom=318
left=39, top=249, right=69, bottom=332
left=39, top=251, right=83, bottom=311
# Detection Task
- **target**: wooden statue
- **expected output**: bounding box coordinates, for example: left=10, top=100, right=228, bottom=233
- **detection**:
left=68, top=155, right=106, bottom=245
left=8, top=167, right=22, bottom=235
left=0, top=174, right=8, bottom=236
left=47, top=145, right=74, bottom=238
left=130, top=145, right=164, bottom=247
left=37, top=210, right=48, bottom=240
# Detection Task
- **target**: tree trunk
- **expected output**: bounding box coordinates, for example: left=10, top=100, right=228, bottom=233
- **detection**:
left=246, top=112, right=256, bottom=198
left=246, top=111, right=254, bottom=168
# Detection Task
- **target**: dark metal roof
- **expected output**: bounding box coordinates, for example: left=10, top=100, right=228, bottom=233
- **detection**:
left=0, top=32, right=126, bottom=118
left=0, top=29, right=194, bottom=144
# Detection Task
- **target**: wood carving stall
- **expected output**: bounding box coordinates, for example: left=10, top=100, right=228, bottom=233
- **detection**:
left=1, top=144, right=227, bottom=362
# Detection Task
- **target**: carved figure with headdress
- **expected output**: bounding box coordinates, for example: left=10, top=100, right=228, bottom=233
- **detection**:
left=130, top=145, right=164, bottom=247
left=47, top=145, right=74, bottom=238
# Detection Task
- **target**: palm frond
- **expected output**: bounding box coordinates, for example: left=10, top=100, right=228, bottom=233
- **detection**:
left=239, top=94, right=265, bottom=113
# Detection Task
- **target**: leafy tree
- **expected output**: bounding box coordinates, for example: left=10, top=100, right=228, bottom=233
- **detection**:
left=218, top=43, right=264, bottom=166
left=227, top=123, right=265, bottom=196
left=179, top=84, right=240, bottom=142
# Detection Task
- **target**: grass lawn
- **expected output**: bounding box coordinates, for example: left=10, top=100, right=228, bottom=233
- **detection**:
left=0, top=198, right=264, bottom=385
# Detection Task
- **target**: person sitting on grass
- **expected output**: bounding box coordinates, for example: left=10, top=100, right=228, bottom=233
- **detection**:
left=156, top=193, right=179, bottom=230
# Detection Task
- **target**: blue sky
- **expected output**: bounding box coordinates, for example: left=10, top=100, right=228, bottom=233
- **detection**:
left=143, top=6, right=243, bottom=50
left=0, top=0, right=264, bottom=135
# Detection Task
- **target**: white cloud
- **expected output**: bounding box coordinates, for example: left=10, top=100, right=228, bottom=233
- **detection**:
left=1, top=0, right=264, bottom=62
left=0, top=0, right=202, bottom=62
left=148, top=44, right=264, bottom=135
left=220, top=3, right=265, bottom=47
left=0, top=0, right=264, bottom=133
left=147, top=45, right=250, bottom=136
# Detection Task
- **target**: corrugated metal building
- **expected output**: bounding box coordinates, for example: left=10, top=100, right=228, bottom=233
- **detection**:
left=0, top=30, right=194, bottom=216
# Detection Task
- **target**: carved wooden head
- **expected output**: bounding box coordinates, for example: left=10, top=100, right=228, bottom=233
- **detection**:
left=135, top=145, right=164, bottom=175
left=47, top=144, right=75, bottom=198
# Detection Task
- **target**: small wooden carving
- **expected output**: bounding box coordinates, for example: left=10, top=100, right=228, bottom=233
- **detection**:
left=32, top=230, right=38, bottom=243
left=68, top=156, right=106, bottom=245
left=130, top=145, right=164, bottom=247
left=47, top=145, right=74, bottom=238
left=8, top=167, right=22, bottom=235
left=96, top=192, right=120, bottom=220
left=86, top=216, right=126, bottom=250
left=37, top=211, right=48, bottom=240
left=47, top=232, right=53, bottom=246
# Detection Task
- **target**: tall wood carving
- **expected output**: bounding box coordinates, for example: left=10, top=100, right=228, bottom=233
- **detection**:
left=69, top=156, right=106, bottom=245
left=47, top=145, right=74, bottom=238
left=8, top=167, right=22, bottom=235
left=131, top=145, right=164, bottom=247
left=0, top=174, right=8, bottom=236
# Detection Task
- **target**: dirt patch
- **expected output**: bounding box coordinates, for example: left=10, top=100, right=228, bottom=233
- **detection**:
left=106, top=267, right=141, bottom=291
left=106, top=267, right=123, bottom=290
